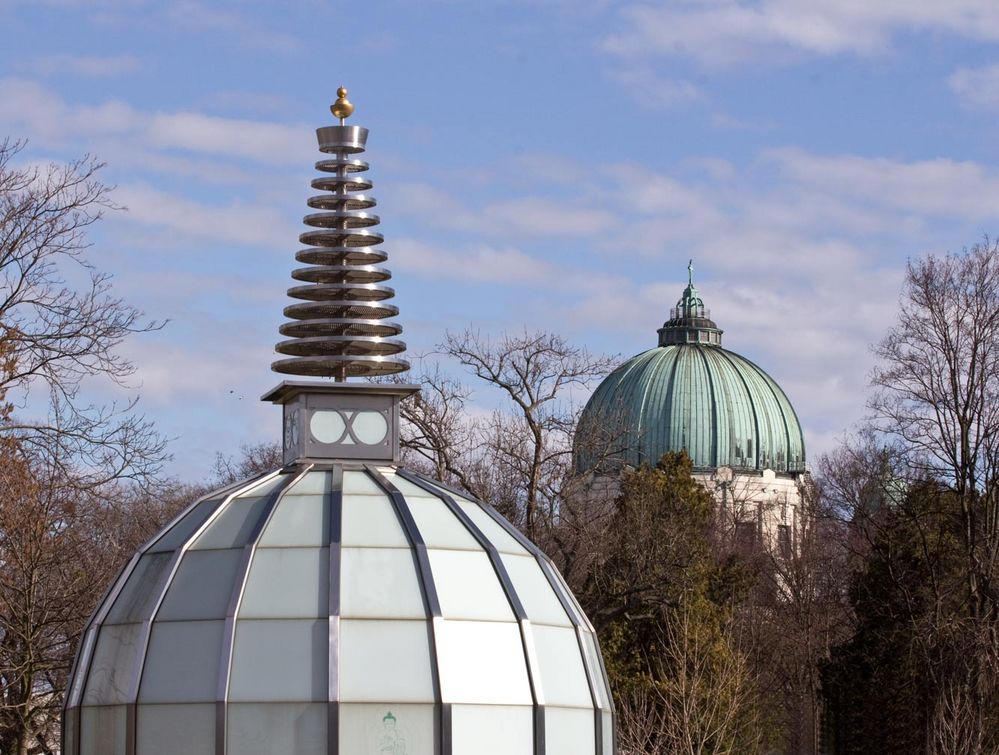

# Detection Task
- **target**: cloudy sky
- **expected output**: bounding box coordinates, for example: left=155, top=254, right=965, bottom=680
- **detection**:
left=3, top=0, right=999, bottom=478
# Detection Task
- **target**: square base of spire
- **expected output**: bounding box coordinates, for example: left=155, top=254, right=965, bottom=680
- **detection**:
left=262, top=381, right=420, bottom=465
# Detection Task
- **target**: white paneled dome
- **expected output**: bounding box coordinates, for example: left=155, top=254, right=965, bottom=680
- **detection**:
left=65, top=464, right=614, bottom=755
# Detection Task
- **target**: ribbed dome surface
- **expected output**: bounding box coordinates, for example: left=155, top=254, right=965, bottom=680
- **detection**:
left=576, top=344, right=805, bottom=474
left=65, top=465, right=613, bottom=755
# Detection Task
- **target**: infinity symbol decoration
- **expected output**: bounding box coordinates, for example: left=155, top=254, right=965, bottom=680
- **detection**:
left=310, top=409, right=388, bottom=446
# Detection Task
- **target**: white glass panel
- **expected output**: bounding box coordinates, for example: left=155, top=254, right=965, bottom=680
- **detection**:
left=156, top=549, right=241, bottom=621
left=341, top=493, right=409, bottom=547
left=405, top=496, right=480, bottom=551
left=602, top=711, right=614, bottom=754
left=284, top=470, right=329, bottom=495
left=451, top=704, right=533, bottom=755
left=311, top=410, right=347, bottom=443
left=341, top=548, right=425, bottom=619
left=410, top=478, right=527, bottom=553
left=582, top=631, right=611, bottom=711
left=340, top=703, right=434, bottom=755
left=228, top=703, right=326, bottom=755
left=136, top=703, right=214, bottom=754
left=339, top=619, right=435, bottom=703
left=191, top=494, right=272, bottom=550
left=501, top=554, right=572, bottom=627
left=148, top=497, right=222, bottom=553
left=550, top=567, right=594, bottom=630
left=352, top=410, right=389, bottom=445
left=533, top=625, right=593, bottom=708
left=546, top=706, right=595, bottom=755
left=237, top=475, right=286, bottom=498
left=429, top=550, right=514, bottom=621
left=453, top=497, right=529, bottom=555
left=139, top=620, right=223, bottom=703
left=83, top=623, right=141, bottom=705
left=69, top=627, right=98, bottom=702
left=106, top=552, right=174, bottom=625
left=239, top=548, right=327, bottom=619
left=258, top=494, right=328, bottom=547
left=384, top=474, right=440, bottom=500
left=80, top=705, right=126, bottom=755
left=230, top=619, right=326, bottom=702
left=436, top=620, right=531, bottom=705
left=342, top=470, right=383, bottom=496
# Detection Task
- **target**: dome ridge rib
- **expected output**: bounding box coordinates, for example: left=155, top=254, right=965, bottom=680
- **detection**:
left=696, top=345, right=720, bottom=469
left=714, top=347, right=763, bottom=470
left=755, top=359, right=793, bottom=469
left=128, top=469, right=286, bottom=728
left=396, top=469, right=552, bottom=750
left=327, top=465, right=344, bottom=738
left=653, top=348, right=681, bottom=467
left=628, top=349, right=663, bottom=465
left=215, top=466, right=306, bottom=755
left=738, top=351, right=806, bottom=469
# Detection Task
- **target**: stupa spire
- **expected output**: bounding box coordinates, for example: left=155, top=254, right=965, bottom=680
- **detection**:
left=272, top=87, right=408, bottom=381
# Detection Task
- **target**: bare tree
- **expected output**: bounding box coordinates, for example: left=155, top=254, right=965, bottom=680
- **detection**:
left=740, top=482, right=852, bottom=755
left=395, top=361, right=481, bottom=494
left=616, top=687, right=672, bottom=755
left=0, top=139, right=165, bottom=488
left=655, top=601, right=768, bottom=755
left=440, top=329, right=615, bottom=537
left=870, top=238, right=999, bottom=618
left=211, top=441, right=283, bottom=486
left=0, top=446, right=169, bottom=755
left=929, top=619, right=999, bottom=755
left=864, top=239, right=999, bottom=750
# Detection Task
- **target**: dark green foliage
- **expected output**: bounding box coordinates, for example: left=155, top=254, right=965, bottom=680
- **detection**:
left=570, top=451, right=770, bottom=754
left=823, top=481, right=997, bottom=754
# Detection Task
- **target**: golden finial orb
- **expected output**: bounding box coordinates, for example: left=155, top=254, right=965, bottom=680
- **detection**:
left=331, top=86, right=354, bottom=123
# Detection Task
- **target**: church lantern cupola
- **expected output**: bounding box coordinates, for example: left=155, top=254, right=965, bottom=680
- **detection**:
left=656, top=261, right=724, bottom=347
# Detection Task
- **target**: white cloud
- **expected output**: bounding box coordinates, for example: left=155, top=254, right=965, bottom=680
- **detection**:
left=949, top=63, right=999, bottom=110
left=766, top=147, right=999, bottom=219
left=23, top=53, right=142, bottom=77
left=608, top=67, right=702, bottom=109
left=114, top=183, right=297, bottom=248
left=393, top=238, right=558, bottom=285
left=163, top=1, right=301, bottom=53
left=146, top=111, right=306, bottom=164
left=0, top=77, right=312, bottom=166
left=386, top=182, right=614, bottom=238
left=481, top=197, right=614, bottom=236
left=606, top=162, right=720, bottom=219
left=604, top=0, right=999, bottom=66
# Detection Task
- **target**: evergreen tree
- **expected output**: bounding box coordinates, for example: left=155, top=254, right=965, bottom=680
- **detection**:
left=572, top=451, right=769, bottom=754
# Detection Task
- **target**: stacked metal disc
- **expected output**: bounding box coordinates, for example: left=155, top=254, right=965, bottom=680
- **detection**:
left=273, top=110, right=407, bottom=378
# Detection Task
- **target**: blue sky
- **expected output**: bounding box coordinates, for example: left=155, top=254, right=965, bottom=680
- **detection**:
left=4, top=0, right=999, bottom=478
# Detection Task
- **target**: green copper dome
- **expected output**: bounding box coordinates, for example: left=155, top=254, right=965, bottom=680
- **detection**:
left=576, top=264, right=805, bottom=475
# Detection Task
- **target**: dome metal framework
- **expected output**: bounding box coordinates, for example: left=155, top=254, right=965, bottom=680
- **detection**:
left=65, top=466, right=613, bottom=754
left=576, top=265, right=805, bottom=475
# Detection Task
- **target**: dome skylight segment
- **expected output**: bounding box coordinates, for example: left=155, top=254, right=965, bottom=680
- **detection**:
left=65, top=467, right=613, bottom=754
